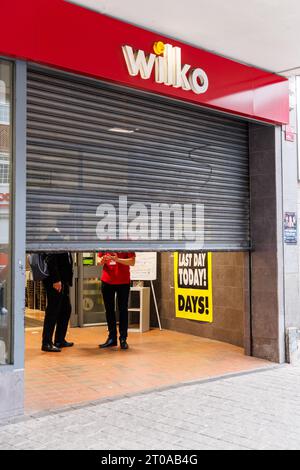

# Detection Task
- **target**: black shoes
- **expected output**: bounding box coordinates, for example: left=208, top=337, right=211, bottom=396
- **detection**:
left=41, top=343, right=61, bottom=353
left=99, top=338, right=129, bottom=349
left=120, top=339, right=129, bottom=350
left=42, top=341, right=74, bottom=352
left=99, top=338, right=118, bottom=349
left=55, top=341, right=74, bottom=348
left=43, top=338, right=127, bottom=352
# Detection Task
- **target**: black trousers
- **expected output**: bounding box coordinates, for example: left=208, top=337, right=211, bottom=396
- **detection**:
left=101, top=281, right=130, bottom=340
left=42, top=283, right=71, bottom=346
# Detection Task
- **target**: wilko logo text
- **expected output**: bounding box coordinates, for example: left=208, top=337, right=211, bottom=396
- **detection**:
left=122, top=41, right=209, bottom=95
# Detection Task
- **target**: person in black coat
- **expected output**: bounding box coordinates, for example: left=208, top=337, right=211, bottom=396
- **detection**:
left=42, top=253, right=74, bottom=352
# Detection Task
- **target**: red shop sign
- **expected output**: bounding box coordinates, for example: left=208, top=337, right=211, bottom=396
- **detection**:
left=0, top=0, right=289, bottom=125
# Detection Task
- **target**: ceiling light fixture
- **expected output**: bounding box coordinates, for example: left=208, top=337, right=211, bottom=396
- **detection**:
left=109, top=127, right=139, bottom=134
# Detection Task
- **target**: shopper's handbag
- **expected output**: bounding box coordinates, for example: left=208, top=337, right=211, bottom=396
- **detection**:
left=28, top=253, right=49, bottom=281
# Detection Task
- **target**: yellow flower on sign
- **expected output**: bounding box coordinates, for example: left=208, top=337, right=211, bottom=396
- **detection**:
left=153, top=41, right=165, bottom=55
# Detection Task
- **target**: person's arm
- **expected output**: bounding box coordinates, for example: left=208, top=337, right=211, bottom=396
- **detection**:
left=108, top=254, right=136, bottom=267
left=98, top=252, right=109, bottom=266
left=46, top=254, right=62, bottom=292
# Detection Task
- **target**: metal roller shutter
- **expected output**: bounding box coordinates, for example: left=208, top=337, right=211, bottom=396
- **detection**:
left=26, top=65, right=250, bottom=252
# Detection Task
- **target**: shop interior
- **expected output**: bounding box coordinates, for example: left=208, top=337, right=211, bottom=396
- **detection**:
left=25, top=252, right=149, bottom=329
left=24, top=251, right=269, bottom=415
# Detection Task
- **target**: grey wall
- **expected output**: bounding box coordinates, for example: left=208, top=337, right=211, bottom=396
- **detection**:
left=283, top=77, right=300, bottom=330
left=249, top=123, right=285, bottom=363
left=250, top=78, right=300, bottom=363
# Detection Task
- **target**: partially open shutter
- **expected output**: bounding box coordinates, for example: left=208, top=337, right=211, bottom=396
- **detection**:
left=26, top=66, right=249, bottom=252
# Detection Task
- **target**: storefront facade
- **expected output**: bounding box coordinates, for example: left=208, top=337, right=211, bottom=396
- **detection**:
left=0, top=0, right=293, bottom=419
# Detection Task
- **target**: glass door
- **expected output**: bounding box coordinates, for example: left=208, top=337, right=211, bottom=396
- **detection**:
left=78, top=253, right=106, bottom=326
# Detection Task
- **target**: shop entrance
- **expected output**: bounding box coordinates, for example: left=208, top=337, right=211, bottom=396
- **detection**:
left=23, top=61, right=272, bottom=416
left=24, top=250, right=272, bottom=415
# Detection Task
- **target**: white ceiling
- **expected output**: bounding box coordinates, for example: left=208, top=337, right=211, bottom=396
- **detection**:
left=67, top=0, right=300, bottom=76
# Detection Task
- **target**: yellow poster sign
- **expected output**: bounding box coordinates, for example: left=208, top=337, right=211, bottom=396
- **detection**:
left=174, top=252, right=213, bottom=323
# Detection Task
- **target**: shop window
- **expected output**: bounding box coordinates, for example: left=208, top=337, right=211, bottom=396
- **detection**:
left=0, top=61, right=13, bottom=365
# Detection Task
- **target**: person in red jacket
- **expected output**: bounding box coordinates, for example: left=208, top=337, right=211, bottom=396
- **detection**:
left=98, top=252, right=136, bottom=350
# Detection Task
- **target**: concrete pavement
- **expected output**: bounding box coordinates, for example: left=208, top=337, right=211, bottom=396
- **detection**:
left=1, top=364, right=300, bottom=450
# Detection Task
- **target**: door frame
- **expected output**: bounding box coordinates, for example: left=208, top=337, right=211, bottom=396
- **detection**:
left=12, top=60, right=27, bottom=370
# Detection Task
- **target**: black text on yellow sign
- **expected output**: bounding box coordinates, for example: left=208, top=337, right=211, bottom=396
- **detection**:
left=174, top=252, right=213, bottom=323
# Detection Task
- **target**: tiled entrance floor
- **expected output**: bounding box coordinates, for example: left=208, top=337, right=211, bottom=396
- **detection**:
left=25, top=327, right=271, bottom=414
